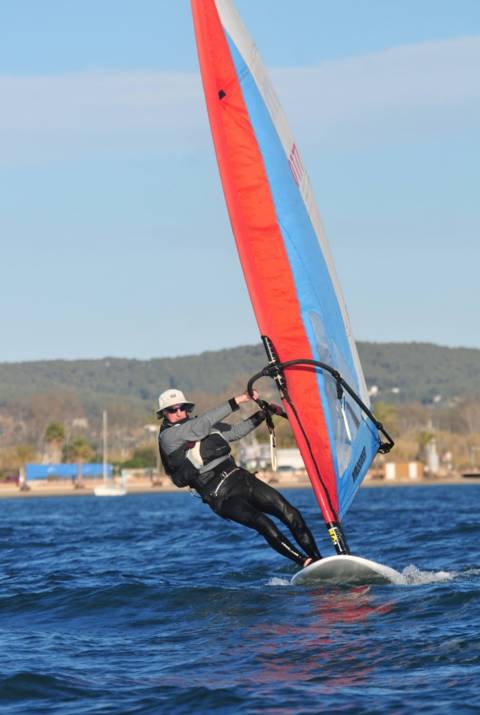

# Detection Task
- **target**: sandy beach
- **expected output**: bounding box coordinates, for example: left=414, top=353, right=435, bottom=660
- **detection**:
left=1, top=471, right=477, bottom=500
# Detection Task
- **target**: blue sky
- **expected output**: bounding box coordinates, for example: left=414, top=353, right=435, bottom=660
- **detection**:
left=1, top=1, right=479, bottom=362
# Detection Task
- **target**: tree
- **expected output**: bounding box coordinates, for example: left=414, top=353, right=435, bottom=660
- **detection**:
left=44, top=422, right=65, bottom=461
left=371, top=401, right=399, bottom=438
left=62, top=438, right=94, bottom=463
left=62, top=438, right=94, bottom=487
left=121, top=446, right=157, bottom=469
left=44, top=421, right=65, bottom=444
left=15, top=443, right=36, bottom=467
left=417, top=430, right=435, bottom=448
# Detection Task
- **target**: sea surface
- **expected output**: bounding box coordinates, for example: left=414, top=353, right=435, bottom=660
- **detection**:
left=0, top=484, right=479, bottom=714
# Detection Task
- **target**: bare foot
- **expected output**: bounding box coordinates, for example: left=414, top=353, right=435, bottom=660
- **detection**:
left=303, top=557, right=313, bottom=568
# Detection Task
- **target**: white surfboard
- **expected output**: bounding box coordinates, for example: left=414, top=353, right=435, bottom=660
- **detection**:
left=291, top=555, right=402, bottom=586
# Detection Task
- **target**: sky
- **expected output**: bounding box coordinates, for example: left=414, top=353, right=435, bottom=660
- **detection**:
left=1, top=0, right=479, bottom=363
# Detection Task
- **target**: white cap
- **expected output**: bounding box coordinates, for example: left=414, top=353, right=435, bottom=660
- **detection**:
left=156, top=389, right=195, bottom=416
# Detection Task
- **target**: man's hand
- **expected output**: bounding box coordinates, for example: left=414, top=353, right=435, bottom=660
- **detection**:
left=234, top=389, right=259, bottom=405
left=266, top=402, right=285, bottom=417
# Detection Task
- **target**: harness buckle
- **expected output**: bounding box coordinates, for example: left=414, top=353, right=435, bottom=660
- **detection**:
left=212, top=467, right=239, bottom=498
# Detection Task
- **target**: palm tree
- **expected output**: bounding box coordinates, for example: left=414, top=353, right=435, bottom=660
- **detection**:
left=44, top=421, right=65, bottom=462
left=63, top=438, right=94, bottom=488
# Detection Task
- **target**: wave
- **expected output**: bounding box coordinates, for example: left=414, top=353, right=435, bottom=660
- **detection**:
left=397, top=564, right=457, bottom=585
left=0, top=671, right=97, bottom=701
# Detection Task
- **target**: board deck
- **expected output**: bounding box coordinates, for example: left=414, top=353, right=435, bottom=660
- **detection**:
left=291, top=554, right=402, bottom=586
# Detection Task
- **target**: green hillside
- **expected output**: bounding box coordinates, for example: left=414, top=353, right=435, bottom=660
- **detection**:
left=0, top=344, right=265, bottom=407
left=0, top=342, right=479, bottom=419
left=359, top=342, right=480, bottom=403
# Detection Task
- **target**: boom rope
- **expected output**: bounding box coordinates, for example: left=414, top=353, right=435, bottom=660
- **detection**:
left=255, top=397, right=279, bottom=471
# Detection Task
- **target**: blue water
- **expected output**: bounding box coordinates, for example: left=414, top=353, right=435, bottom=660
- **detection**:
left=1, top=485, right=479, bottom=714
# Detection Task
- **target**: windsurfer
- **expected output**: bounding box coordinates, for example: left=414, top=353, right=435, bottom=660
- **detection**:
left=157, top=388, right=321, bottom=568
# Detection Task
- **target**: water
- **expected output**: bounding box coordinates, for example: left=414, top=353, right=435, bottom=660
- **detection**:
left=0, top=485, right=479, bottom=714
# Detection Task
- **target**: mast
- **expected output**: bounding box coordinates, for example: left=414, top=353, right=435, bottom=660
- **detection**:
left=102, top=409, right=108, bottom=484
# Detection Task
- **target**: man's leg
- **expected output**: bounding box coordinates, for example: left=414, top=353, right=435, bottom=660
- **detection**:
left=247, top=475, right=322, bottom=561
left=218, top=496, right=308, bottom=566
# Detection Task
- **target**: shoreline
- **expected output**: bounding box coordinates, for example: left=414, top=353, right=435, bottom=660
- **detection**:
left=0, top=474, right=478, bottom=500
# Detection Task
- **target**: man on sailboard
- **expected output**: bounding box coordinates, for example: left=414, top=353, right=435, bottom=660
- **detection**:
left=157, top=388, right=321, bottom=568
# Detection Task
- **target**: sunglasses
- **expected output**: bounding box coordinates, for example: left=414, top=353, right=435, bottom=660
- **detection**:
left=166, top=405, right=187, bottom=414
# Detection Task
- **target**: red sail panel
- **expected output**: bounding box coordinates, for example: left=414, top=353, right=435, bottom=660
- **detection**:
left=191, top=0, right=339, bottom=522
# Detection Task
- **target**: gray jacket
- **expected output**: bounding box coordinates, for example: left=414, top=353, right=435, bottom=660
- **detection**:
left=159, top=401, right=265, bottom=476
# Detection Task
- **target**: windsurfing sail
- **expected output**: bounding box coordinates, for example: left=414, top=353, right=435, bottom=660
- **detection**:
left=191, top=0, right=393, bottom=552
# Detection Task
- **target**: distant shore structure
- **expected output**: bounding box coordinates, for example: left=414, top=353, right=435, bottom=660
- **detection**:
left=1, top=459, right=476, bottom=500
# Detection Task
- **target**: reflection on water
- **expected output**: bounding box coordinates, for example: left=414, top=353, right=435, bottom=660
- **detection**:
left=239, top=586, right=395, bottom=697
left=153, top=584, right=396, bottom=703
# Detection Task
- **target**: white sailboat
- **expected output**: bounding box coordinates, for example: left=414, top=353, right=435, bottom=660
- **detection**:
left=94, top=410, right=127, bottom=497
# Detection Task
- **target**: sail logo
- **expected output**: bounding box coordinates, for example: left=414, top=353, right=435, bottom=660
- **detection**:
left=352, top=447, right=367, bottom=481
left=289, top=144, right=304, bottom=186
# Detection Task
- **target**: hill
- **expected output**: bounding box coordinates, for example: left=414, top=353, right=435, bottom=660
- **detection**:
left=359, top=342, right=480, bottom=403
left=0, top=342, right=479, bottom=424
left=0, top=343, right=265, bottom=408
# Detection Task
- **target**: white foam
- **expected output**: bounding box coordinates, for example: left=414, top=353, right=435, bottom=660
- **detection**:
left=267, top=577, right=290, bottom=587
left=464, top=568, right=480, bottom=576
left=397, top=564, right=456, bottom=585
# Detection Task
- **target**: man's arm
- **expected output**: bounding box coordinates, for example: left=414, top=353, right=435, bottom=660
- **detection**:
left=159, top=402, right=233, bottom=453
left=215, top=411, right=266, bottom=442
left=161, top=392, right=256, bottom=454
left=160, top=391, right=259, bottom=455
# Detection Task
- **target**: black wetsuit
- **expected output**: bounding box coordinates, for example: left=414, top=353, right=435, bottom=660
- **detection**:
left=158, top=399, right=321, bottom=566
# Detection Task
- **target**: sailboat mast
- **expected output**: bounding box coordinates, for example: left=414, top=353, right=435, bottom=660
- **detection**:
left=102, top=410, right=108, bottom=483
